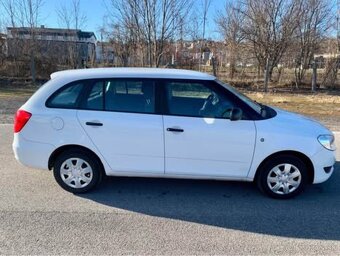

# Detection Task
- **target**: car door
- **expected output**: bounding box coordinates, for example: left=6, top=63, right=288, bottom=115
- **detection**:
left=162, top=80, right=256, bottom=178
left=77, top=78, right=164, bottom=174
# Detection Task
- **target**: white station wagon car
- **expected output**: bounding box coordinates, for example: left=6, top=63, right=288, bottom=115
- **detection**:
left=13, top=68, right=336, bottom=199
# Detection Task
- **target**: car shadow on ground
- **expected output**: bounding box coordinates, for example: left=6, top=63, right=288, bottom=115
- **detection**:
left=78, top=162, right=340, bottom=240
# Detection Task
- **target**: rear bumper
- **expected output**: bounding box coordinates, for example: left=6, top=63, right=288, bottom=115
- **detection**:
left=311, top=147, right=336, bottom=184
left=12, top=134, right=56, bottom=170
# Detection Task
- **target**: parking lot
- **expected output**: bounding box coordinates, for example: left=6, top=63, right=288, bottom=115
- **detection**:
left=1, top=124, right=340, bottom=255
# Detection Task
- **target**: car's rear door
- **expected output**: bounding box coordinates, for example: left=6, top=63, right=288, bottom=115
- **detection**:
left=77, top=78, right=164, bottom=174
left=162, top=80, right=256, bottom=178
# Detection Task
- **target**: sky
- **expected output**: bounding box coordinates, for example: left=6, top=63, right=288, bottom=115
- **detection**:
left=33, top=0, right=226, bottom=40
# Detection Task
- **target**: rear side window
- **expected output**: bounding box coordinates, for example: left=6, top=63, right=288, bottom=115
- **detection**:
left=47, top=82, right=84, bottom=108
left=104, top=79, right=155, bottom=113
left=84, top=81, right=104, bottom=110
left=78, top=79, right=156, bottom=114
left=47, top=79, right=156, bottom=114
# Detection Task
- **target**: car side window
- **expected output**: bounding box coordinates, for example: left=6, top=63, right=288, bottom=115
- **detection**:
left=104, top=79, right=156, bottom=114
left=47, top=82, right=84, bottom=108
left=84, top=81, right=104, bottom=110
left=165, top=81, right=238, bottom=119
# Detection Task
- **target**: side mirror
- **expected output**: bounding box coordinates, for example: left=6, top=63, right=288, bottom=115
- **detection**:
left=230, top=108, right=243, bottom=121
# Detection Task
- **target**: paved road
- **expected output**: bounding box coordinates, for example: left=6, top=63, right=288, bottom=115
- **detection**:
left=1, top=124, right=340, bottom=255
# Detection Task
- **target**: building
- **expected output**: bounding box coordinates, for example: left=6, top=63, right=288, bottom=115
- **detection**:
left=0, top=33, right=7, bottom=56
left=6, top=26, right=96, bottom=67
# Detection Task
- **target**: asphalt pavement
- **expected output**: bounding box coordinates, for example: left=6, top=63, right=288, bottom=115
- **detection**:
left=0, top=124, right=340, bottom=255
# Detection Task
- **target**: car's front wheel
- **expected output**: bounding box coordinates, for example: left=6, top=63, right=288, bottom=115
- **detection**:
left=256, top=155, right=308, bottom=199
left=53, top=149, right=102, bottom=193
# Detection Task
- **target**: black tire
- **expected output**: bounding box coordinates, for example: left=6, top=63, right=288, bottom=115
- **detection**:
left=256, top=155, right=308, bottom=199
left=53, top=149, right=103, bottom=193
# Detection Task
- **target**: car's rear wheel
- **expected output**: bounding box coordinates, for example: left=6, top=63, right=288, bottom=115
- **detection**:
left=53, top=149, right=102, bottom=193
left=256, top=155, right=308, bottom=199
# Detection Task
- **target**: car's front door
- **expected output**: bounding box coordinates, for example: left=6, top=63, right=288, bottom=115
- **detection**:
left=162, top=80, right=256, bottom=178
left=77, top=78, right=164, bottom=174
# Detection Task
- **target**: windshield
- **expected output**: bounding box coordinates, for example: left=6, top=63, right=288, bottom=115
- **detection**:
left=215, top=79, right=262, bottom=115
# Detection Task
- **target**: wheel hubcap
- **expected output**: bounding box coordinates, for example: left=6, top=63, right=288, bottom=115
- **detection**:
left=267, top=163, right=301, bottom=195
left=60, top=158, right=93, bottom=189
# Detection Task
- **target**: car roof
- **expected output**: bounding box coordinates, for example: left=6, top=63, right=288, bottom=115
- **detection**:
left=50, top=68, right=216, bottom=81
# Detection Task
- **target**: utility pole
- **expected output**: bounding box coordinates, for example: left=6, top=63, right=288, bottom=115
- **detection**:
left=199, top=0, right=212, bottom=72
left=337, top=0, right=340, bottom=52
left=311, top=59, right=317, bottom=92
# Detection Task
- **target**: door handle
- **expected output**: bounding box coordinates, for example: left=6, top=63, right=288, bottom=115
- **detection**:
left=167, top=127, right=184, bottom=132
left=86, top=122, right=103, bottom=127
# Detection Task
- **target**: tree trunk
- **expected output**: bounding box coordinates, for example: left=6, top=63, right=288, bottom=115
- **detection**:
left=212, top=57, right=217, bottom=77
left=264, top=57, right=270, bottom=93
left=294, top=66, right=302, bottom=89
left=311, top=60, right=317, bottom=92
left=229, top=63, right=236, bottom=80
left=229, top=54, right=236, bottom=79
left=30, top=54, right=36, bottom=85
left=257, top=65, right=261, bottom=80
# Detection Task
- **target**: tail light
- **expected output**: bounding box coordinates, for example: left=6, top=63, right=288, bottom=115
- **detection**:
left=14, top=110, right=32, bottom=133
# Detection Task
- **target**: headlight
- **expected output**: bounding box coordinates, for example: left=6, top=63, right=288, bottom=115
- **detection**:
left=318, top=135, right=336, bottom=151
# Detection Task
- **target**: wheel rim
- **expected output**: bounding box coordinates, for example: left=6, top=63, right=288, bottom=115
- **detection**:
left=60, top=158, right=93, bottom=189
left=267, top=163, right=302, bottom=195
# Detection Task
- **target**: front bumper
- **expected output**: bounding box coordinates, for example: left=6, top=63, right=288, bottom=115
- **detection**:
left=311, top=146, right=336, bottom=184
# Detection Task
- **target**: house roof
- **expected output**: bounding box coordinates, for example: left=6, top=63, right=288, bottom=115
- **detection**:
left=7, top=27, right=96, bottom=40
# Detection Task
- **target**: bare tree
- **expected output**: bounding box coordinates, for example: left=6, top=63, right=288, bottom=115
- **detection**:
left=57, top=0, right=87, bottom=68
left=0, top=44, right=5, bottom=66
left=1, top=0, right=18, bottom=27
left=187, top=11, right=201, bottom=41
left=109, top=0, right=192, bottom=67
left=0, top=30, right=6, bottom=66
left=110, top=23, right=138, bottom=66
left=198, top=0, right=212, bottom=71
left=20, top=0, right=44, bottom=83
left=320, top=36, right=339, bottom=89
left=57, top=0, right=87, bottom=30
left=2, top=0, right=44, bottom=82
left=57, top=4, right=72, bottom=29
left=238, top=0, right=302, bottom=92
left=294, top=0, right=333, bottom=90
left=216, top=1, right=245, bottom=79
left=201, top=0, right=211, bottom=43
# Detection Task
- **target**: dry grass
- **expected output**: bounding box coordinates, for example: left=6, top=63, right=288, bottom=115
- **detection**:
left=0, top=85, right=37, bottom=123
left=247, top=92, right=340, bottom=118
left=0, top=86, right=37, bottom=97
left=246, top=92, right=340, bottom=130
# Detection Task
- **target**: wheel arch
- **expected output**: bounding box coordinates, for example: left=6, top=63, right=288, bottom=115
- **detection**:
left=48, top=144, right=105, bottom=175
left=254, top=150, right=315, bottom=184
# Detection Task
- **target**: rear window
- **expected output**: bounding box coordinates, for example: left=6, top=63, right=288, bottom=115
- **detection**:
left=47, top=82, right=84, bottom=108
